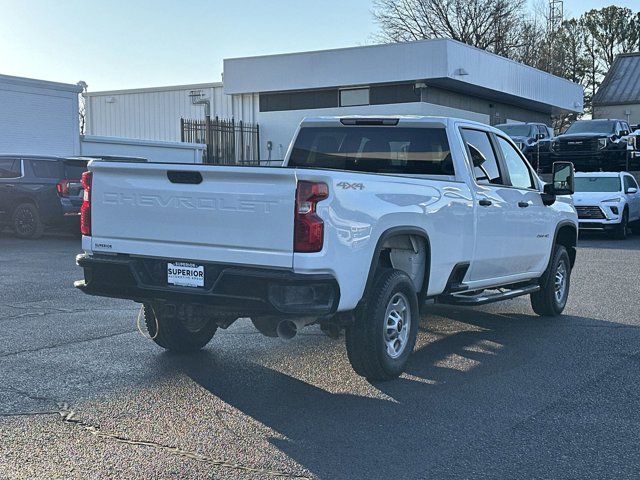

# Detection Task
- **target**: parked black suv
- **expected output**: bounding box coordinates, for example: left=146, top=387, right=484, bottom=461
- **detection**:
left=549, top=119, right=639, bottom=172
left=0, top=155, right=88, bottom=238
left=495, top=122, right=554, bottom=171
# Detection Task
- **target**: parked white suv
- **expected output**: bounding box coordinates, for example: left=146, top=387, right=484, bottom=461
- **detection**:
left=573, top=172, right=640, bottom=239
left=75, top=116, right=578, bottom=380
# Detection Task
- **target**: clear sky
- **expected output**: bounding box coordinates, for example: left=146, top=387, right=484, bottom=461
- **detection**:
left=0, top=0, right=636, bottom=92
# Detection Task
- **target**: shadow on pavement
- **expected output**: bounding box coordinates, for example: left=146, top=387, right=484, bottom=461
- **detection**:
left=164, top=305, right=640, bottom=479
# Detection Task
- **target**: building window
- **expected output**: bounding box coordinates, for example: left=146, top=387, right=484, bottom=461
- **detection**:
left=259, top=89, right=338, bottom=112
left=370, top=83, right=420, bottom=105
left=340, top=88, right=370, bottom=107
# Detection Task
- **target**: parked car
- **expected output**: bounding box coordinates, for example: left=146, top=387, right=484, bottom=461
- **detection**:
left=495, top=122, right=554, bottom=172
left=75, top=116, right=578, bottom=381
left=0, top=155, right=88, bottom=238
left=549, top=119, right=640, bottom=172
left=573, top=171, right=640, bottom=239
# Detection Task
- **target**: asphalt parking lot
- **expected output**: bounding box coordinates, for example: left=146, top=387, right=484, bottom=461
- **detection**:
left=1, top=232, right=640, bottom=479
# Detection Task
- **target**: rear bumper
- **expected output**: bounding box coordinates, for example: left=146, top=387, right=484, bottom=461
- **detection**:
left=75, top=253, right=340, bottom=316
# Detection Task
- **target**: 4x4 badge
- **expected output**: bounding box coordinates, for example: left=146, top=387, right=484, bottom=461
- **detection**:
left=337, top=181, right=365, bottom=190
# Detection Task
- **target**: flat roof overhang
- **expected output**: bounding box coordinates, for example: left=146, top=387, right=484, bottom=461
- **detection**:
left=223, top=39, right=583, bottom=115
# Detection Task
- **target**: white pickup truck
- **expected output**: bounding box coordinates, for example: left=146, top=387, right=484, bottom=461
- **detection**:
left=75, top=116, right=578, bottom=380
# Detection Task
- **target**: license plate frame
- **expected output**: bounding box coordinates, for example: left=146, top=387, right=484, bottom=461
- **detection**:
left=167, top=262, right=205, bottom=288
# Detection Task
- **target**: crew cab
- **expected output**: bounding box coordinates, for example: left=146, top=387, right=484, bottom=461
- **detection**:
left=75, top=116, right=578, bottom=381
left=0, top=155, right=87, bottom=238
left=550, top=119, right=640, bottom=172
left=573, top=171, right=640, bottom=239
left=495, top=122, right=554, bottom=172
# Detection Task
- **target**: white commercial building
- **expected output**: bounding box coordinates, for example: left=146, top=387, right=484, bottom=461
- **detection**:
left=0, top=73, right=205, bottom=163
left=86, top=39, right=584, bottom=161
left=0, top=73, right=82, bottom=156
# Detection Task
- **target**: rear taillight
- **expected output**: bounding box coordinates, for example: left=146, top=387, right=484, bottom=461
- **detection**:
left=80, top=171, right=92, bottom=236
left=294, top=181, right=328, bottom=253
left=56, top=180, right=70, bottom=197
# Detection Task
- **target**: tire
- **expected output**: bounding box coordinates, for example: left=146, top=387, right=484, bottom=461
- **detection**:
left=143, top=303, right=217, bottom=352
left=612, top=209, right=628, bottom=240
left=12, top=203, right=44, bottom=239
left=345, top=269, right=419, bottom=381
left=530, top=245, right=571, bottom=317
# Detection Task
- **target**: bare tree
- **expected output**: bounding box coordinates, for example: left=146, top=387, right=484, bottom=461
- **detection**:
left=373, top=0, right=527, bottom=57
left=77, top=81, right=88, bottom=135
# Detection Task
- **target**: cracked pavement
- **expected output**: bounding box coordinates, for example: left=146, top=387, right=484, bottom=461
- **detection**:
left=1, top=233, right=640, bottom=479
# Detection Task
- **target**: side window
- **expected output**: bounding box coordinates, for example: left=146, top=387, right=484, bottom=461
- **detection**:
left=624, top=175, right=638, bottom=191
left=461, top=128, right=502, bottom=185
left=496, top=136, right=535, bottom=189
left=0, top=158, right=21, bottom=179
left=30, top=160, right=61, bottom=178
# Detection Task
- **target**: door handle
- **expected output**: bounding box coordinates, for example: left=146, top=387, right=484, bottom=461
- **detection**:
left=518, top=201, right=530, bottom=208
left=479, top=199, right=492, bottom=207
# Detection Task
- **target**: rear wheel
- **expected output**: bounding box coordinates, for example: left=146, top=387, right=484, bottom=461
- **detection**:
left=143, top=304, right=218, bottom=352
left=612, top=209, right=628, bottom=240
left=12, top=203, right=44, bottom=239
left=345, top=269, right=419, bottom=381
left=531, top=245, right=571, bottom=317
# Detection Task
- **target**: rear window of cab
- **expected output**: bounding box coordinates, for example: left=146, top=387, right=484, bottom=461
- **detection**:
left=289, top=126, right=453, bottom=175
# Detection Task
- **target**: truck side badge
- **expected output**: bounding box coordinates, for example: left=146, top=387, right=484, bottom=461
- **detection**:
left=337, top=182, right=365, bottom=190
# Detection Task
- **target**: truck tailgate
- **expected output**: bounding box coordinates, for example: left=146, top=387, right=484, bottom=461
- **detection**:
left=88, top=162, right=297, bottom=268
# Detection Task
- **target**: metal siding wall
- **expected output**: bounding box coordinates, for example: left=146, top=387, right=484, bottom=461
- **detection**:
left=85, top=85, right=257, bottom=142
left=0, top=80, right=80, bottom=155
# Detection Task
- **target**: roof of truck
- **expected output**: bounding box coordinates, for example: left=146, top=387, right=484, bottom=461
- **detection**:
left=300, top=115, right=492, bottom=130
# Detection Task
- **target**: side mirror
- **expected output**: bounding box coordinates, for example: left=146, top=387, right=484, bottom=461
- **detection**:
left=551, top=161, right=575, bottom=195
left=626, top=187, right=638, bottom=194
left=542, top=161, right=575, bottom=206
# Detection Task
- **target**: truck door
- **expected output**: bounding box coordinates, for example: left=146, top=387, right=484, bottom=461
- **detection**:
left=461, top=128, right=548, bottom=283
left=494, top=134, right=552, bottom=275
